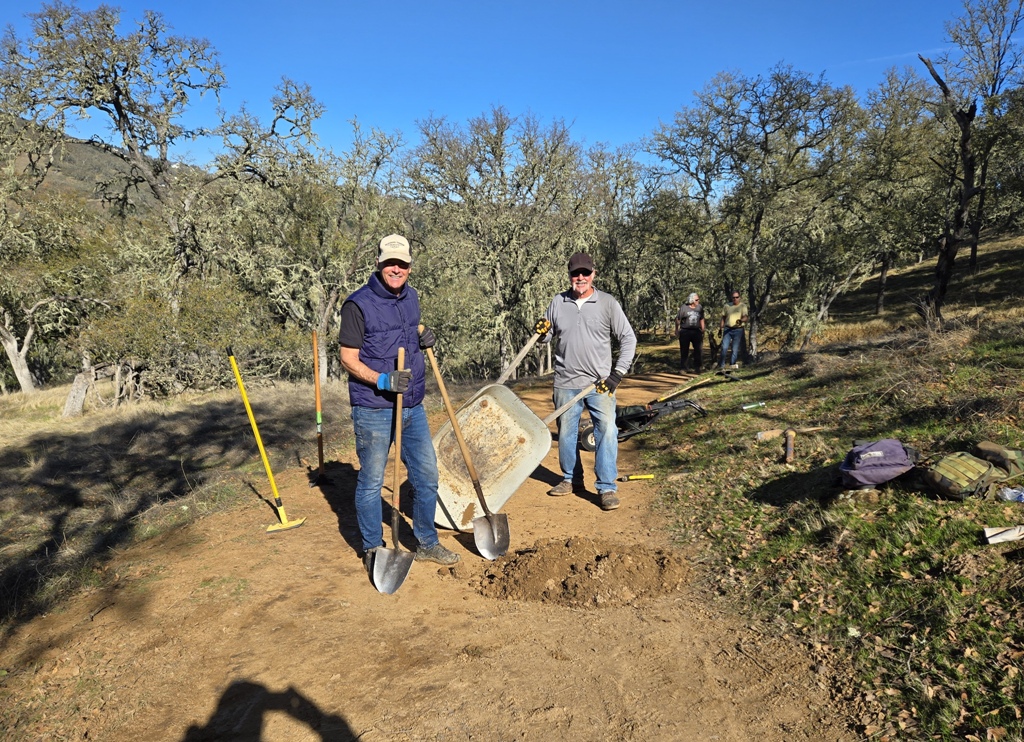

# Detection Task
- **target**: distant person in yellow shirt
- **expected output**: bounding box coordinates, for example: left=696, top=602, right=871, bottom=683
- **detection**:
left=719, top=291, right=748, bottom=368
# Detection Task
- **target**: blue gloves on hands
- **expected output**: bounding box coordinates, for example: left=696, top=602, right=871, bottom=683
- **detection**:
left=377, top=369, right=411, bottom=393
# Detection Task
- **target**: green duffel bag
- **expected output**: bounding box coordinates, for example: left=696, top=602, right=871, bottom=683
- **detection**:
left=922, top=451, right=1008, bottom=501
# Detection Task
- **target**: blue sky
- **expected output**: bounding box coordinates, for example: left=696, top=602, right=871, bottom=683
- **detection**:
left=4, top=0, right=966, bottom=162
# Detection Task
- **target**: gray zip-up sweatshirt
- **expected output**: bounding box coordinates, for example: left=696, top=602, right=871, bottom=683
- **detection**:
left=543, top=289, right=637, bottom=389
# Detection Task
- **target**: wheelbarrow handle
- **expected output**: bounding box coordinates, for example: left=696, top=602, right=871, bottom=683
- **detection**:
left=542, top=384, right=597, bottom=426
left=496, top=329, right=544, bottom=385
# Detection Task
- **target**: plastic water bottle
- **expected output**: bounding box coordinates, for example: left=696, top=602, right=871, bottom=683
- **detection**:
left=997, top=487, right=1024, bottom=502
left=740, top=402, right=766, bottom=411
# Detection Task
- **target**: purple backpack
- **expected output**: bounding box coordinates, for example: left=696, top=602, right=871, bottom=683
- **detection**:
left=838, top=439, right=917, bottom=489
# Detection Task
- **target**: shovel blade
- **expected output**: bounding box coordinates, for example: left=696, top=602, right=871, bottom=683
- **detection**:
left=472, top=513, right=510, bottom=560
left=371, top=548, right=415, bottom=594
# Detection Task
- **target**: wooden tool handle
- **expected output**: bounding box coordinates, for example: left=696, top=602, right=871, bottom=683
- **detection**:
left=391, top=347, right=405, bottom=546
left=424, top=342, right=491, bottom=515
left=756, top=426, right=824, bottom=442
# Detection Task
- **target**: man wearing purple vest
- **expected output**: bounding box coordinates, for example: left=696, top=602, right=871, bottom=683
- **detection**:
left=339, top=234, right=460, bottom=570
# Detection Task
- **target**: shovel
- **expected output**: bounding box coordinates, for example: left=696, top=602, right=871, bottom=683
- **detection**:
left=424, top=342, right=509, bottom=560
left=371, top=347, right=415, bottom=594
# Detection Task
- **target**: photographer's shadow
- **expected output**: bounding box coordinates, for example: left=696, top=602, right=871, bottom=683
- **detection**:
left=181, top=680, right=356, bottom=741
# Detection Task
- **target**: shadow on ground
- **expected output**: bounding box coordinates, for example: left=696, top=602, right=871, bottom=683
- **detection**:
left=0, top=386, right=327, bottom=633
left=181, top=680, right=358, bottom=741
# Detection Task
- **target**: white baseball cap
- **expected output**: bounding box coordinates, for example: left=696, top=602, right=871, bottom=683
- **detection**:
left=378, top=234, right=412, bottom=264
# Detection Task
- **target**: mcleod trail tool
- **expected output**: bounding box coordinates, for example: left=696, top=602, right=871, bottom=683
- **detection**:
left=228, top=347, right=306, bottom=533
left=424, top=342, right=509, bottom=560
left=372, top=347, right=415, bottom=594
left=310, top=331, right=326, bottom=487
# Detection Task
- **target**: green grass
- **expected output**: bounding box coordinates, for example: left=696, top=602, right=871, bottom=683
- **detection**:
left=643, top=299, right=1024, bottom=739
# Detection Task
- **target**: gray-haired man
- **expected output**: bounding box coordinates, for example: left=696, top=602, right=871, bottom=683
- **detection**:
left=537, top=252, right=637, bottom=511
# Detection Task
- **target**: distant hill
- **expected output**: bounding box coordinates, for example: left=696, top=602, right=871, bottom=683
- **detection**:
left=34, top=135, right=201, bottom=212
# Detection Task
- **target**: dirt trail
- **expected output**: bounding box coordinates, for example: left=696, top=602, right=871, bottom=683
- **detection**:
left=1, top=373, right=856, bottom=741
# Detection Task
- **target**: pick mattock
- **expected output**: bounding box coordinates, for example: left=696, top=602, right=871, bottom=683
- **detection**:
left=371, top=347, right=415, bottom=594
left=310, top=330, right=326, bottom=487
left=228, top=346, right=306, bottom=533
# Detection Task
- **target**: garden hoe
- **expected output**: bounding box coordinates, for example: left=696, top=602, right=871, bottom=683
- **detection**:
left=227, top=347, right=306, bottom=533
left=372, top=347, right=415, bottom=594
left=423, top=339, right=509, bottom=559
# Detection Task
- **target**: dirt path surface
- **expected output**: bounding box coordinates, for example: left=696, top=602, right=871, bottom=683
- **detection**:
left=1, top=373, right=857, bottom=741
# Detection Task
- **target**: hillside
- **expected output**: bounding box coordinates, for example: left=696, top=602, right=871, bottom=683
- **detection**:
left=0, top=235, right=1022, bottom=740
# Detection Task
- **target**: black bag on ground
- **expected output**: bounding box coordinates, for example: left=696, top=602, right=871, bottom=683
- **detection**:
left=838, top=439, right=918, bottom=489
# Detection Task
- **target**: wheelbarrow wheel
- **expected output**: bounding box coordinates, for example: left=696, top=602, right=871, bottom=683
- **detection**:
left=578, top=423, right=597, bottom=452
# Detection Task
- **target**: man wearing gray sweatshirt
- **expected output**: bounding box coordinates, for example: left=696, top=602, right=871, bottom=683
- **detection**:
left=538, top=252, right=637, bottom=510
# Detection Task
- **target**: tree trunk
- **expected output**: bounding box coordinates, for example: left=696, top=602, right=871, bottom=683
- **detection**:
left=919, top=55, right=979, bottom=321
left=875, top=253, right=891, bottom=315
left=968, top=157, right=989, bottom=271
left=62, top=371, right=91, bottom=417
left=0, top=334, right=37, bottom=394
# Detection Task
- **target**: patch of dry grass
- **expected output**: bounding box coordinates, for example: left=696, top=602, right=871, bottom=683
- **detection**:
left=0, top=378, right=352, bottom=627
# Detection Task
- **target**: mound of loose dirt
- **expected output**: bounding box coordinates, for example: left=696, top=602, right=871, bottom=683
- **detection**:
left=477, top=536, right=688, bottom=607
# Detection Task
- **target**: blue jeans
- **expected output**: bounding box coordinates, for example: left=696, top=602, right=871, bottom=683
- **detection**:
left=553, top=387, right=619, bottom=494
left=351, top=403, right=441, bottom=553
left=720, top=327, right=744, bottom=366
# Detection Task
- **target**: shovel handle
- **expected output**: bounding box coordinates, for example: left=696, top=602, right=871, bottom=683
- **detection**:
left=423, top=342, right=492, bottom=517
left=391, top=347, right=405, bottom=551
left=312, top=331, right=325, bottom=478
left=496, top=329, right=544, bottom=385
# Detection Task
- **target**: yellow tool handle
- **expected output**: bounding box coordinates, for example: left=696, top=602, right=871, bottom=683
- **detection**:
left=229, top=351, right=283, bottom=505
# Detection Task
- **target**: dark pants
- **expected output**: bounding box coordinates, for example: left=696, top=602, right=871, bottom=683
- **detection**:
left=678, top=328, right=703, bottom=371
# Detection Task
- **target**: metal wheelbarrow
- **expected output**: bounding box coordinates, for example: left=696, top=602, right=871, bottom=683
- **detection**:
left=432, top=383, right=593, bottom=531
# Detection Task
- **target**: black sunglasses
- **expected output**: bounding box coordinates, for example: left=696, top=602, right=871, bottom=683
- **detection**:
left=570, top=269, right=593, bottom=277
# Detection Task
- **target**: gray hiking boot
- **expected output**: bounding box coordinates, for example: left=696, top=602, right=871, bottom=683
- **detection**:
left=599, top=491, right=620, bottom=511
left=415, top=543, right=460, bottom=565
left=548, top=480, right=584, bottom=497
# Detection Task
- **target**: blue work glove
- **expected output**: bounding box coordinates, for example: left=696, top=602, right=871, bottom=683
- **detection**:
left=595, top=371, right=622, bottom=395
left=418, top=326, right=436, bottom=349
left=533, top=318, right=551, bottom=337
left=377, top=369, right=411, bottom=393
